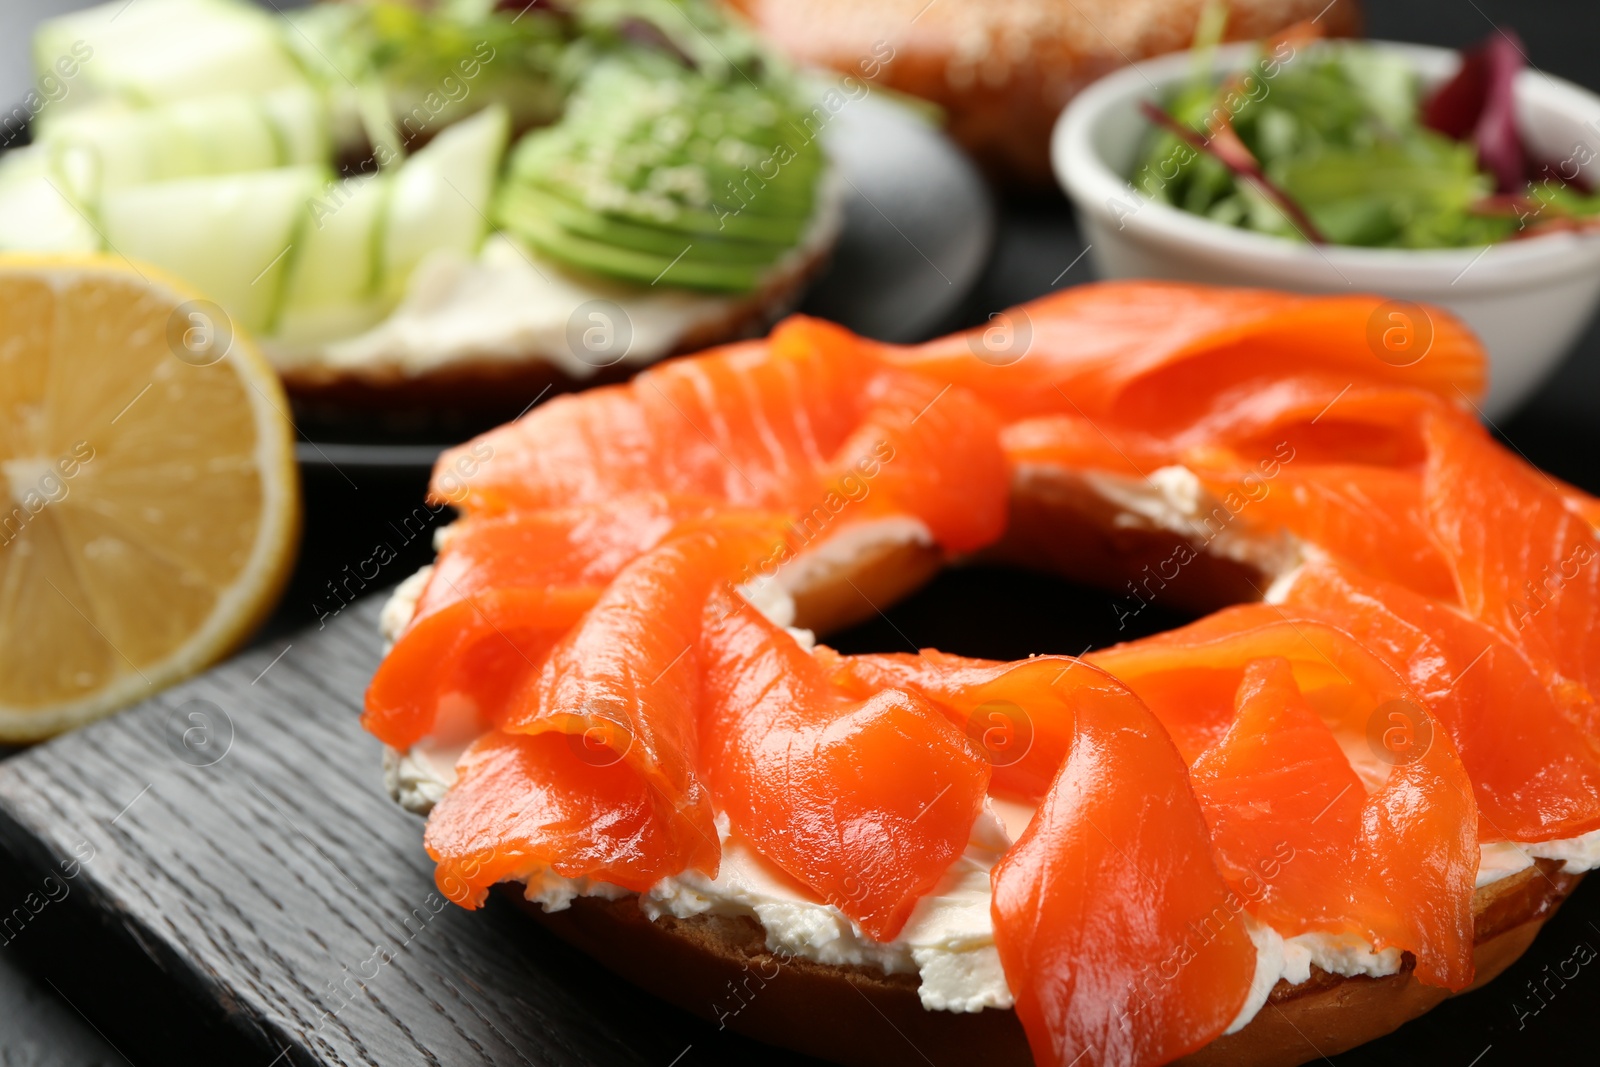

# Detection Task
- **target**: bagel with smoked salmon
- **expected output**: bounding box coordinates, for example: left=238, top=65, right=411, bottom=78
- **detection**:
left=368, top=281, right=1600, bottom=1067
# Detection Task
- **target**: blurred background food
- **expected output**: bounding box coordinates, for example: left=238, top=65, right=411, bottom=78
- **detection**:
left=0, top=0, right=1385, bottom=430
left=728, top=0, right=1361, bottom=187
left=1, top=0, right=846, bottom=417
left=1129, top=32, right=1600, bottom=247
left=1057, top=29, right=1600, bottom=416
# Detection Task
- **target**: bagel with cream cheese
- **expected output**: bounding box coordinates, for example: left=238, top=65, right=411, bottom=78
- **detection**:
left=367, top=281, right=1600, bottom=1066
left=16, top=0, right=843, bottom=421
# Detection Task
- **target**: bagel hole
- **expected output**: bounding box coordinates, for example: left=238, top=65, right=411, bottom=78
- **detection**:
left=822, top=563, right=1204, bottom=661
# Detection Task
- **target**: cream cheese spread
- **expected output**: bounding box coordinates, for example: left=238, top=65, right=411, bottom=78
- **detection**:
left=643, top=805, right=1016, bottom=1013
left=1226, top=918, right=1406, bottom=1034
left=1477, top=831, right=1600, bottom=887
left=1083, top=465, right=1305, bottom=579
left=387, top=735, right=1017, bottom=1012
left=386, top=720, right=1438, bottom=1029
left=272, top=237, right=748, bottom=378
left=765, top=515, right=934, bottom=608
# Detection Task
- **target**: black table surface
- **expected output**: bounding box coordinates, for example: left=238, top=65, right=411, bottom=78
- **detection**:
left=6, top=0, right=1600, bottom=1063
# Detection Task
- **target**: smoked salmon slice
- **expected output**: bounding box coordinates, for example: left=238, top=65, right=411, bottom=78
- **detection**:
left=889, top=282, right=1486, bottom=423
left=825, top=372, right=1008, bottom=552
left=425, top=517, right=792, bottom=907
left=819, top=648, right=1107, bottom=803
left=1204, top=461, right=1456, bottom=601
left=429, top=319, right=870, bottom=516
left=481, top=517, right=789, bottom=888
left=1283, top=559, right=1600, bottom=843
left=1423, top=410, right=1600, bottom=729
left=1000, top=375, right=1466, bottom=601
left=1091, top=615, right=1478, bottom=989
left=364, top=495, right=717, bottom=750
left=1178, top=382, right=1458, bottom=599
left=429, top=315, right=1008, bottom=553
left=425, top=727, right=685, bottom=906
left=1188, top=658, right=1367, bottom=933
left=989, top=660, right=1256, bottom=1067
left=698, top=596, right=990, bottom=940
left=1001, top=414, right=1162, bottom=480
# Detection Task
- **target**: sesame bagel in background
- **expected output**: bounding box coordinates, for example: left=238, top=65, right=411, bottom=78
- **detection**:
left=726, top=0, right=1362, bottom=186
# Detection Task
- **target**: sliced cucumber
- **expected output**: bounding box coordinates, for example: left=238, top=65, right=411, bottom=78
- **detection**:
left=34, top=0, right=305, bottom=110
left=75, top=97, right=272, bottom=185
left=379, top=104, right=509, bottom=301
left=259, top=85, right=331, bottom=167
left=100, top=165, right=328, bottom=334
left=38, top=87, right=329, bottom=196
left=167, top=95, right=282, bottom=175
left=0, top=147, right=100, bottom=253
left=356, top=79, right=407, bottom=174
left=34, top=102, right=156, bottom=191
left=275, top=170, right=392, bottom=345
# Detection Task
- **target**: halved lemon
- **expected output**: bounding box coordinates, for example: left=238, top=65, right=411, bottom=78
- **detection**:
left=0, top=254, right=300, bottom=741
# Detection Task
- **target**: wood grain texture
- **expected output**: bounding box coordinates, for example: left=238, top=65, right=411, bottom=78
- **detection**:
left=0, top=596, right=822, bottom=1067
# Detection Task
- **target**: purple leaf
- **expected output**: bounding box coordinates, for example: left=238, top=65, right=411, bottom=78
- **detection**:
left=1422, top=46, right=1487, bottom=139
left=1423, top=30, right=1528, bottom=194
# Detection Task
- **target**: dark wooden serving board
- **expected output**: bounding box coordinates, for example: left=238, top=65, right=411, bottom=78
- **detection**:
left=1, top=572, right=1598, bottom=1066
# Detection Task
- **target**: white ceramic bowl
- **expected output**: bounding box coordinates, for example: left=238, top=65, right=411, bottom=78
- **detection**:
left=1054, top=40, right=1600, bottom=418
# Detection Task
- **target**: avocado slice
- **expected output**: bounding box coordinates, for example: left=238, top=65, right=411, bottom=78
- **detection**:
left=504, top=205, right=774, bottom=292
left=500, top=185, right=791, bottom=266
left=496, top=55, right=825, bottom=293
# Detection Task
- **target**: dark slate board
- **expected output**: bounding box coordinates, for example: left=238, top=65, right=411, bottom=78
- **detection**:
left=2, top=573, right=1599, bottom=1066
